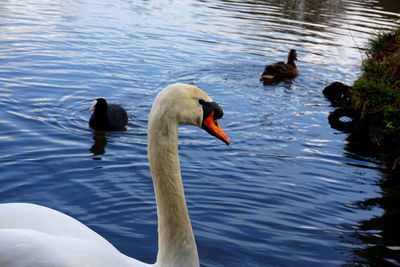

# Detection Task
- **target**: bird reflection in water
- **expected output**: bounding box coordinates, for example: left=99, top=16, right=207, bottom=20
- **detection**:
left=89, top=130, right=107, bottom=158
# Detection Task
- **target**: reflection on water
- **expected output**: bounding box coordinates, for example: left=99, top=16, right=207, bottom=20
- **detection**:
left=375, top=0, right=400, bottom=14
left=90, top=131, right=107, bottom=157
left=342, top=139, right=400, bottom=266
left=0, top=0, right=400, bottom=266
left=344, top=169, right=400, bottom=266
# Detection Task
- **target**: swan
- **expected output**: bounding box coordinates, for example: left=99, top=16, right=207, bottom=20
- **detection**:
left=89, top=98, right=128, bottom=130
left=260, top=49, right=298, bottom=84
left=0, top=83, right=230, bottom=267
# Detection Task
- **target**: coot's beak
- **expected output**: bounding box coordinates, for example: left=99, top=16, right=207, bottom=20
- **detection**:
left=89, top=100, right=97, bottom=112
left=202, top=111, right=230, bottom=145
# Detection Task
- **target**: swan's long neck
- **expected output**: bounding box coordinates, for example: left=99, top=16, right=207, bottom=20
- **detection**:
left=148, top=111, right=199, bottom=267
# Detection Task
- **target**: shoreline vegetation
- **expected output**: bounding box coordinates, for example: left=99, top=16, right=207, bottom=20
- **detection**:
left=323, top=28, right=400, bottom=174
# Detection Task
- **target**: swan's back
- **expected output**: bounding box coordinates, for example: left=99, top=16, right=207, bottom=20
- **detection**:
left=0, top=203, right=108, bottom=243
left=0, top=203, right=149, bottom=267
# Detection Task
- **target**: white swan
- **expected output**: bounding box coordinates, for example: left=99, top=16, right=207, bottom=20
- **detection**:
left=0, top=83, right=230, bottom=267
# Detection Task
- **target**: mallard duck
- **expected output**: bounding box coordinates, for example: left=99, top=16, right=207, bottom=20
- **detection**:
left=260, top=49, right=298, bottom=83
left=89, top=98, right=128, bottom=130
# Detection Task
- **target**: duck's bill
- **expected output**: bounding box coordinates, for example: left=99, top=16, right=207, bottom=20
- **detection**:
left=202, top=111, right=230, bottom=145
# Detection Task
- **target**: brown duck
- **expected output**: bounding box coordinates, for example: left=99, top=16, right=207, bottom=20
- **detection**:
left=260, top=49, right=298, bottom=83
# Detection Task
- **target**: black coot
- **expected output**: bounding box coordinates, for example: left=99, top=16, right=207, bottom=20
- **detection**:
left=89, top=98, right=128, bottom=130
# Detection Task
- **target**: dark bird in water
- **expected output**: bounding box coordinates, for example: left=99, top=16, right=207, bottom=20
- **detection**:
left=89, top=98, right=128, bottom=130
left=260, top=49, right=298, bottom=84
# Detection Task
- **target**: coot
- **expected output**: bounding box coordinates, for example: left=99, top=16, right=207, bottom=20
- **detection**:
left=89, top=98, right=128, bottom=130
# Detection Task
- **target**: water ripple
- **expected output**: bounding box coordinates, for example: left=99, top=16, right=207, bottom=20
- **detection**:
left=1, top=0, right=399, bottom=266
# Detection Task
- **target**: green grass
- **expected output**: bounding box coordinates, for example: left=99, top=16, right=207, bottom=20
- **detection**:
left=368, top=31, right=396, bottom=53
left=352, top=28, right=400, bottom=134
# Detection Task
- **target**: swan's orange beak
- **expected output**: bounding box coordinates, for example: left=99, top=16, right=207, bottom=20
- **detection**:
left=203, top=111, right=230, bottom=145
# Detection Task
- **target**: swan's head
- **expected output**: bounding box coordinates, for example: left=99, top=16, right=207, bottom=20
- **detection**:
left=151, top=83, right=230, bottom=145
left=89, top=98, right=108, bottom=112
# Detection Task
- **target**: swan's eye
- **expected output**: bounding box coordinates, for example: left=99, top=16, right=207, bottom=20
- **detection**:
left=198, top=99, right=206, bottom=106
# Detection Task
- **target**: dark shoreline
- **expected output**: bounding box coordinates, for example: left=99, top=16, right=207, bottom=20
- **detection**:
left=323, top=28, right=400, bottom=174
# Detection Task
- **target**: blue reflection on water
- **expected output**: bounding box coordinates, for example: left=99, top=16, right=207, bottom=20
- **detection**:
left=0, top=0, right=399, bottom=266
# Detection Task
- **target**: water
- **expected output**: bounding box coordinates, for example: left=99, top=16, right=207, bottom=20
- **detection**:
left=1, top=0, right=399, bottom=266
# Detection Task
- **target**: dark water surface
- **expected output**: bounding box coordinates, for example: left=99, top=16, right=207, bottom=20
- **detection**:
left=1, top=0, right=400, bottom=266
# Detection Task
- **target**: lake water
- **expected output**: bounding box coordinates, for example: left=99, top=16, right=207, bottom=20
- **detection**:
left=1, top=0, right=400, bottom=266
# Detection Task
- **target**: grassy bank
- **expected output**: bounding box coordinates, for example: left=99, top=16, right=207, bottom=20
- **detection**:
left=324, top=28, right=400, bottom=167
left=352, top=28, right=400, bottom=136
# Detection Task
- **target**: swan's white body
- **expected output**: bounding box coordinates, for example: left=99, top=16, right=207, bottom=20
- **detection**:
left=0, top=203, right=146, bottom=267
left=0, top=84, right=229, bottom=267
